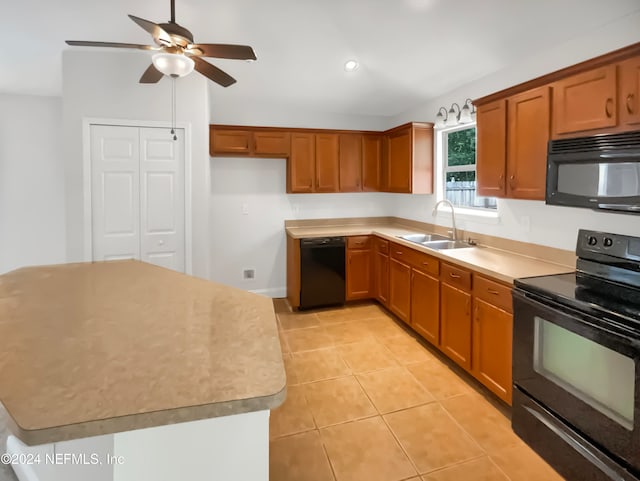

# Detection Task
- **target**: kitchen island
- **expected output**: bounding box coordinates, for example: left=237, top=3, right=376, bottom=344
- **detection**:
left=0, top=260, right=286, bottom=481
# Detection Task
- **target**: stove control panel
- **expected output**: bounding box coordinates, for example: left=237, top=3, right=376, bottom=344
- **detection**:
left=577, top=229, right=640, bottom=262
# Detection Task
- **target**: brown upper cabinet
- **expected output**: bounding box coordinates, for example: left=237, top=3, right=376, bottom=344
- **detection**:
left=477, top=87, right=549, bottom=200
left=620, top=56, right=640, bottom=127
left=476, top=99, right=507, bottom=197
left=210, top=126, right=290, bottom=157
left=289, top=133, right=315, bottom=193
left=288, top=133, right=339, bottom=193
left=384, top=123, right=434, bottom=194
left=552, top=65, right=618, bottom=137
left=362, top=134, right=382, bottom=191
left=315, top=134, right=340, bottom=192
left=507, top=86, right=550, bottom=199
left=211, top=128, right=252, bottom=154
left=339, top=133, right=363, bottom=192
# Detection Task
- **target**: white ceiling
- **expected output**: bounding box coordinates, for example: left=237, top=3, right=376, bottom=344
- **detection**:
left=2, top=0, right=640, bottom=116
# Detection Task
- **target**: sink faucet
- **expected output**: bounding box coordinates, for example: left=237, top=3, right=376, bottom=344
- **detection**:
left=432, top=200, right=458, bottom=241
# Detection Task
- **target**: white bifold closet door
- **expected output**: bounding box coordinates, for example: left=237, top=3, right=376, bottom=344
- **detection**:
left=90, top=125, right=185, bottom=273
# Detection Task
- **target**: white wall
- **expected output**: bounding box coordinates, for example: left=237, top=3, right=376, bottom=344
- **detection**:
left=387, top=12, right=640, bottom=251
left=62, top=50, right=211, bottom=278
left=0, top=94, right=66, bottom=274
left=210, top=156, right=393, bottom=296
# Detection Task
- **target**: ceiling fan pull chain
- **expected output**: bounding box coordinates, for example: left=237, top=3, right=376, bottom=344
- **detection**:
left=170, top=76, right=177, bottom=141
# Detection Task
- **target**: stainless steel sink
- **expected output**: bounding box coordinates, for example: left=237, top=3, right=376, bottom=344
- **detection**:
left=422, top=240, right=474, bottom=250
left=398, top=233, right=449, bottom=244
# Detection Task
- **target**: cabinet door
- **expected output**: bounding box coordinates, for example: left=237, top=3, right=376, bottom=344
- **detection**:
left=362, top=134, right=382, bottom=191
left=289, top=133, right=315, bottom=193
left=552, top=65, right=617, bottom=136
left=440, top=283, right=472, bottom=370
left=619, top=56, right=640, bottom=127
left=339, top=133, right=363, bottom=192
left=386, top=128, right=412, bottom=193
left=389, top=258, right=411, bottom=324
left=472, top=298, right=513, bottom=404
left=315, top=133, right=340, bottom=192
left=346, top=249, right=371, bottom=300
left=507, top=86, right=550, bottom=200
left=411, top=269, right=439, bottom=346
left=374, top=251, right=389, bottom=306
left=211, top=129, right=252, bottom=154
left=476, top=99, right=507, bottom=197
left=254, top=131, right=290, bottom=156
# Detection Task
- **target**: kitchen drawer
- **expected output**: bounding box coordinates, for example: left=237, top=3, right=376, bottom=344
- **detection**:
left=374, top=236, right=389, bottom=254
left=412, top=251, right=439, bottom=277
left=390, top=242, right=418, bottom=264
left=473, top=275, right=512, bottom=313
left=441, top=262, right=471, bottom=291
left=347, top=235, right=371, bottom=250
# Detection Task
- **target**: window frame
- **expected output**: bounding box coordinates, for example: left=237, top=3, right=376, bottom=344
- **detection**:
left=435, top=122, right=499, bottom=218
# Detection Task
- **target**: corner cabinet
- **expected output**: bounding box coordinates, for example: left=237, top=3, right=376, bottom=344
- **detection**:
left=383, top=123, right=434, bottom=194
left=346, top=236, right=372, bottom=300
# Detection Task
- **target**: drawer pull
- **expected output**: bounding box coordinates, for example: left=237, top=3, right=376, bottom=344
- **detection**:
left=395, top=251, right=403, bottom=255
left=449, top=273, right=461, bottom=279
left=487, top=288, right=500, bottom=295
left=422, top=261, right=429, bottom=266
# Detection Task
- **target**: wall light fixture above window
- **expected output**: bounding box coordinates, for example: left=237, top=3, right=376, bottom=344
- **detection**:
left=435, top=98, right=476, bottom=128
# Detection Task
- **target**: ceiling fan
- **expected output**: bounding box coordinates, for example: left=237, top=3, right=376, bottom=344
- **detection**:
left=65, top=0, right=256, bottom=87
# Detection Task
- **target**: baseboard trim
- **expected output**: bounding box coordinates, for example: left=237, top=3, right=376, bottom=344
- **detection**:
left=249, top=287, right=286, bottom=298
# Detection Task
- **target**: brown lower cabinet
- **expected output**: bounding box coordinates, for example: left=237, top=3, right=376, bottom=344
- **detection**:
left=411, top=268, right=439, bottom=345
left=346, top=236, right=372, bottom=300
left=373, top=238, right=389, bottom=306
left=389, top=257, right=411, bottom=324
left=440, top=282, right=472, bottom=371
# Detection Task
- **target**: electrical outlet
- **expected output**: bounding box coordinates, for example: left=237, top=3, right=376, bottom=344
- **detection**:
left=243, top=269, right=255, bottom=280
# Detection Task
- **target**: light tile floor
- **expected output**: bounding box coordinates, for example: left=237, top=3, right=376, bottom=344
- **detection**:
left=271, top=299, right=565, bottom=481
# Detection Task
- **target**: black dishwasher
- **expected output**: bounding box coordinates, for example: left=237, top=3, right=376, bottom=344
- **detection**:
left=300, top=237, right=346, bottom=310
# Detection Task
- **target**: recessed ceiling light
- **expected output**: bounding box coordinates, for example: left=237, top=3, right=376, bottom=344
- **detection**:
left=344, top=60, right=359, bottom=72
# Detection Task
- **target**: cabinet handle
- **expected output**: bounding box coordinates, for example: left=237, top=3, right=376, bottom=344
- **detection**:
left=498, top=174, right=504, bottom=189
left=474, top=304, right=479, bottom=321
left=422, top=261, right=429, bottom=266
left=395, top=251, right=403, bottom=255
left=605, top=98, right=613, bottom=118
left=509, top=175, right=516, bottom=189
left=627, top=94, right=635, bottom=114
left=449, top=272, right=460, bottom=279
left=487, top=288, right=500, bottom=295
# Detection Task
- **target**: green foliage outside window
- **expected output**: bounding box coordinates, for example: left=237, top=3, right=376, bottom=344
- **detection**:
left=447, top=127, right=476, bottom=167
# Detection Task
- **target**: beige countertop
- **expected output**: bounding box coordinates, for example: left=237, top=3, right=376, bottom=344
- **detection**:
left=286, top=224, right=573, bottom=284
left=0, top=261, right=286, bottom=445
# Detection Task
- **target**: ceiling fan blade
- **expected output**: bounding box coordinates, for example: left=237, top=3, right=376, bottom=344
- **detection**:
left=66, top=40, right=157, bottom=50
left=139, top=64, right=163, bottom=84
left=192, top=57, right=236, bottom=87
left=187, top=44, right=256, bottom=60
left=128, top=15, right=173, bottom=46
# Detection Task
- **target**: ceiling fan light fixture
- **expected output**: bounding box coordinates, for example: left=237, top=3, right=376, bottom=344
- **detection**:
left=152, top=52, right=195, bottom=78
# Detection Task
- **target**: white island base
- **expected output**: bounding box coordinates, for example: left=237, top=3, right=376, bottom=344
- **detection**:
left=7, top=410, right=270, bottom=481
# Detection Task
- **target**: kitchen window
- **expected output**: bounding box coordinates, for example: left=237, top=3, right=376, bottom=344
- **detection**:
left=438, top=123, right=497, bottom=211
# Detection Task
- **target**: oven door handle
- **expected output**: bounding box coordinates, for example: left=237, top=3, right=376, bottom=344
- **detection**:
left=524, top=406, right=626, bottom=481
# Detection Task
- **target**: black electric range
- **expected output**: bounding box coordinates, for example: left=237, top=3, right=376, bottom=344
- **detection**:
left=512, top=229, right=640, bottom=481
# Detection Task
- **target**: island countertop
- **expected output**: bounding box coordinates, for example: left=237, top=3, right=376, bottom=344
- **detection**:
left=0, top=260, right=286, bottom=446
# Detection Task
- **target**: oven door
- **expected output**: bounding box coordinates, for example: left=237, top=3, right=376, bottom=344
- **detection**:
left=513, top=289, right=640, bottom=470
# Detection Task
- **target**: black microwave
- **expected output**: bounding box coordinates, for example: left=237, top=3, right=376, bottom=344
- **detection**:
left=546, top=131, right=640, bottom=214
